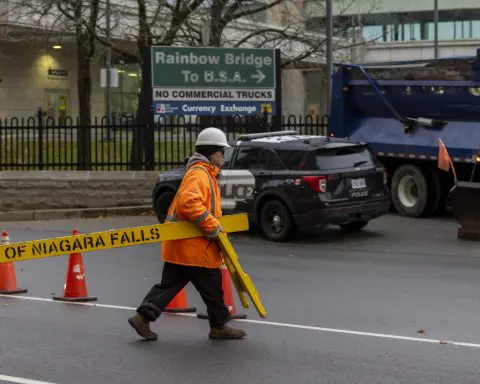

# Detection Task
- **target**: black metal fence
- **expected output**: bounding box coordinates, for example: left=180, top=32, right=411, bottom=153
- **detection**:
left=0, top=112, right=329, bottom=171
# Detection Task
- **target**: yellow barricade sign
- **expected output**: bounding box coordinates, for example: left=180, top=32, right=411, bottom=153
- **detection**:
left=0, top=213, right=249, bottom=264
left=224, top=256, right=250, bottom=309
left=218, top=232, right=267, bottom=318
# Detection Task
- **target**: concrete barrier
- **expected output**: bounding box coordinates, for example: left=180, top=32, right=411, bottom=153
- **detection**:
left=0, top=171, right=158, bottom=221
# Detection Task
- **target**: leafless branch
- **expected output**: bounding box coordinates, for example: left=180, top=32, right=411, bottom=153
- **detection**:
left=176, top=17, right=203, bottom=46
left=224, top=0, right=284, bottom=24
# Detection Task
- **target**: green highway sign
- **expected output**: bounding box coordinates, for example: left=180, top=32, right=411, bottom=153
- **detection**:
left=151, top=47, right=276, bottom=88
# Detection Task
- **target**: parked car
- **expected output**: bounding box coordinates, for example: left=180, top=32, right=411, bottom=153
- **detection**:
left=152, top=130, right=391, bottom=241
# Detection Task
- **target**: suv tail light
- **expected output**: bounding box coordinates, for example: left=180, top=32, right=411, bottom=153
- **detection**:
left=383, top=170, right=388, bottom=185
left=302, top=176, right=327, bottom=193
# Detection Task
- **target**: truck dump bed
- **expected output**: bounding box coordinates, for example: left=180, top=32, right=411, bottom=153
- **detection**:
left=330, top=51, right=480, bottom=162
left=328, top=49, right=480, bottom=226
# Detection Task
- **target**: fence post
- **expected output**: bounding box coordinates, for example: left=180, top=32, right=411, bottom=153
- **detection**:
left=37, top=107, right=44, bottom=170
left=323, top=114, right=329, bottom=136
left=144, top=105, right=155, bottom=171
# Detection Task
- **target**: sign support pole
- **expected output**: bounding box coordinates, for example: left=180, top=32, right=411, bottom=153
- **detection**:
left=144, top=46, right=155, bottom=170
left=326, top=0, right=333, bottom=114
left=274, top=48, right=282, bottom=130
left=105, top=0, right=113, bottom=141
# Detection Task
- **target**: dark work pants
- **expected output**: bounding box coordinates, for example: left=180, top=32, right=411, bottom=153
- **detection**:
left=137, top=262, right=231, bottom=328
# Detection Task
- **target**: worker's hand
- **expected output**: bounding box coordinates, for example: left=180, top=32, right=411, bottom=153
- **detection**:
left=205, top=225, right=223, bottom=240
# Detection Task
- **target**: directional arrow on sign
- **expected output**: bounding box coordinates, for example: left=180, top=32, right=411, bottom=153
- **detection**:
left=251, top=69, right=266, bottom=84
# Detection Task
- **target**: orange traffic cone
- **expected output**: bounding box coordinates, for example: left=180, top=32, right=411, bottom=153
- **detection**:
left=164, top=287, right=196, bottom=313
left=0, top=231, right=27, bottom=295
left=197, top=265, right=246, bottom=320
left=52, top=229, right=97, bottom=302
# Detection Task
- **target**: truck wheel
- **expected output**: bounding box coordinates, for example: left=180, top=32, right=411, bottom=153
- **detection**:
left=154, top=190, right=175, bottom=223
left=391, top=165, right=431, bottom=217
left=259, top=199, right=293, bottom=242
left=339, top=220, right=369, bottom=231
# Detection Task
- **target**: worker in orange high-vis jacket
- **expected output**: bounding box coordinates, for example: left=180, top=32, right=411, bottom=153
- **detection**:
left=128, top=127, right=246, bottom=341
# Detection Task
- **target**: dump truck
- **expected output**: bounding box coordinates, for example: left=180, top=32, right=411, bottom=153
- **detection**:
left=329, top=48, right=480, bottom=226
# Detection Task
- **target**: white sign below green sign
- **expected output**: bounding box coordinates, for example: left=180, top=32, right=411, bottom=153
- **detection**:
left=153, top=88, right=275, bottom=101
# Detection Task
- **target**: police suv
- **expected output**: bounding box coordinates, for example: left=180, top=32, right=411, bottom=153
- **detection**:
left=152, top=131, right=391, bottom=242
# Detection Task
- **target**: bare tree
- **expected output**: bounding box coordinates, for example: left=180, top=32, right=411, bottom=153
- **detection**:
left=207, top=0, right=287, bottom=47
left=0, top=0, right=62, bottom=43
left=54, top=0, right=101, bottom=170
left=87, top=0, right=206, bottom=169
left=0, top=0, right=101, bottom=169
left=182, top=0, right=382, bottom=66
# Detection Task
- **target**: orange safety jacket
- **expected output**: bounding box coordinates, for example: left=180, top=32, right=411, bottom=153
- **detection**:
left=161, top=154, right=224, bottom=269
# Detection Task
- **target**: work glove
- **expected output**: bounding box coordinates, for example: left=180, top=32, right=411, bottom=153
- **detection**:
left=205, top=225, right=224, bottom=240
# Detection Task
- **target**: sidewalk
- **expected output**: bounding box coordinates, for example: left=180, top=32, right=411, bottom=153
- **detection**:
left=0, top=205, right=155, bottom=221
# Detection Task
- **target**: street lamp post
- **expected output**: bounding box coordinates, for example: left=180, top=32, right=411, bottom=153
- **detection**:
left=326, top=0, right=333, bottom=113
left=434, top=0, right=439, bottom=58
left=106, top=0, right=112, bottom=124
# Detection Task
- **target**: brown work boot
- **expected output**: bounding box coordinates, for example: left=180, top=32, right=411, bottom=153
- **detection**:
left=128, top=313, right=158, bottom=341
left=209, top=324, right=246, bottom=339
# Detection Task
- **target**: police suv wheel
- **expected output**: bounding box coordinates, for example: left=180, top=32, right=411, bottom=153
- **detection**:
left=259, top=200, right=293, bottom=242
left=154, top=190, right=175, bottom=223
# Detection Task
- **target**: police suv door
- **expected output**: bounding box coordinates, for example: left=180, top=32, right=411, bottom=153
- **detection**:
left=220, top=145, right=284, bottom=214
left=219, top=146, right=256, bottom=214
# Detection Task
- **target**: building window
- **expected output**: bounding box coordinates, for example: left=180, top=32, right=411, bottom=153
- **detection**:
left=427, top=21, right=455, bottom=40
left=473, top=21, right=480, bottom=38
left=363, top=25, right=383, bottom=42
left=356, top=9, right=480, bottom=43
left=111, top=63, right=141, bottom=119
left=404, top=23, right=421, bottom=41
left=362, top=19, right=480, bottom=42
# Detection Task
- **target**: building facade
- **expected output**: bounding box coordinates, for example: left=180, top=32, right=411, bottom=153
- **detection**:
left=329, top=0, right=480, bottom=62
left=0, top=0, right=347, bottom=120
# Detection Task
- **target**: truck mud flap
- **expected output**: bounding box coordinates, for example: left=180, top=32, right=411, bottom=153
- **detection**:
left=450, top=181, right=480, bottom=240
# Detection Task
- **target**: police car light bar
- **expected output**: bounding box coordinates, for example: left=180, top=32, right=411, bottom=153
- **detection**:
left=238, top=130, right=298, bottom=141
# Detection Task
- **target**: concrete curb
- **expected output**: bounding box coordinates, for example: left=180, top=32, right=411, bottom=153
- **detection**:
left=0, top=206, right=155, bottom=221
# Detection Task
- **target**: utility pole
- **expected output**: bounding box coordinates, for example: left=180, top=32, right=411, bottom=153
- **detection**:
left=434, top=0, right=439, bottom=58
left=201, top=15, right=211, bottom=47
left=326, top=0, right=333, bottom=113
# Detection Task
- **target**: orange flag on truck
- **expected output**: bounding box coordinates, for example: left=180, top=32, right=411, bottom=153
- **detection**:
left=437, top=138, right=457, bottom=180
left=438, top=138, right=450, bottom=172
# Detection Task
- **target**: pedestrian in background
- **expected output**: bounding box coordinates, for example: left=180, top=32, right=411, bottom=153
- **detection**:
left=128, top=127, right=246, bottom=341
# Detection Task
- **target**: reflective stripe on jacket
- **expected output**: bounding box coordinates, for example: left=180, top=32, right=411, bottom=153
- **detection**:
left=161, top=153, right=224, bottom=268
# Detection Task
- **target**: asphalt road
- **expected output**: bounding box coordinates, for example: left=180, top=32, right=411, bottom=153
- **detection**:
left=1, top=213, right=480, bottom=384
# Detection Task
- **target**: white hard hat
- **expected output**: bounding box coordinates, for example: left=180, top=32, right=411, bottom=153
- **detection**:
left=195, top=127, right=231, bottom=148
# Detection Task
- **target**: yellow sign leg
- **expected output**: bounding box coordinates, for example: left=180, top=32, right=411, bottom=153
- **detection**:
left=218, top=232, right=267, bottom=318
left=224, top=256, right=250, bottom=309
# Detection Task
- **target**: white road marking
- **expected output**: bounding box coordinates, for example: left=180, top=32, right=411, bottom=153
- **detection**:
left=0, top=374, right=57, bottom=384
left=1, top=294, right=480, bottom=349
